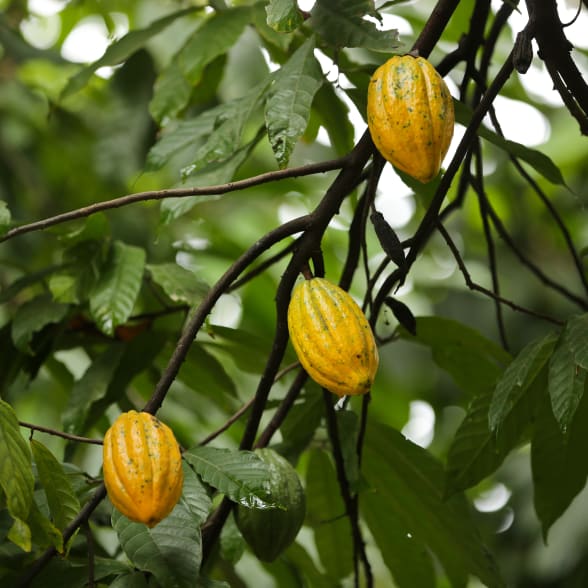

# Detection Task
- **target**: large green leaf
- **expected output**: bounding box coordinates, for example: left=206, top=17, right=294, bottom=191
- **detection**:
left=531, top=387, right=588, bottom=539
left=60, top=7, right=199, bottom=99
left=362, top=486, right=436, bottom=588
left=309, top=0, right=400, bottom=50
left=26, top=497, right=63, bottom=552
left=265, top=37, right=323, bottom=168
left=150, top=6, right=252, bottom=122
left=400, top=317, right=511, bottom=397
left=11, top=296, right=69, bottom=353
left=89, top=240, right=146, bottom=336
left=489, top=332, right=558, bottom=433
left=0, top=200, right=11, bottom=236
left=445, top=384, right=529, bottom=495
left=30, top=440, right=81, bottom=533
left=182, top=447, right=274, bottom=508
left=561, top=312, right=588, bottom=369
left=0, top=400, right=35, bottom=524
left=305, top=449, right=354, bottom=581
left=362, top=420, right=504, bottom=588
left=147, top=263, right=210, bottom=306
left=113, top=501, right=201, bottom=588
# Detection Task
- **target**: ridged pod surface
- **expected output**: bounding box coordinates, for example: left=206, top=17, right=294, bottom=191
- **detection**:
left=235, top=448, right=306, bottom=562
left=367, top=54, right=454, bottom=183
left=102, top=410, right=184, bottom=528
left=287, top=277, right=379, bottom=396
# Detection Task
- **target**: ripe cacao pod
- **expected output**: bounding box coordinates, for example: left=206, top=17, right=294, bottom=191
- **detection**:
left=102, top=410, right=183, bottom=528
left=235, top=448, right=306, bottom=562
left=367, top=54, right=454, bottom=183
left=287, top=277, right=379, bottom=396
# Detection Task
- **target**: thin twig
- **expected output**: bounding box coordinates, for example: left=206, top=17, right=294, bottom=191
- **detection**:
left=436, top=222, right=563, bottom=325
left=19, top=421, right=103, bottom=445
left=0, top=158, right=348, bottom=244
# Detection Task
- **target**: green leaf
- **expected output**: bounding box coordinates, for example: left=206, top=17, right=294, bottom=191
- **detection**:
left=309, top=0, right=400, bottom=51
left=0, top=399, right=35, bottom=522
left=89, top=241, right=146, bottom=336
left=26, top=498, right=63, bottom=552
left=0, top=200, right=11, bottom=236
left=181, top=462, right=213, bottom=526
left=336, top=410, right=360, bottom=492
left=362, top=488, right=436, bottom=588
left=182, top=446, right=274, bottom=508
left=147, top=263, right=210, bottom=306
left=445, top=385, right=528, bottom=495
left=109, top=572, right=150, bottom=588
left=7, top=516, right=31, bottom=552
left=400, top=316, right=511, bottom=397
left=146, top=108, right=222, bottom=171
left=182, top=84, right=268, bottom=175
left=30, top=440, right=81, bottom=533
left=362, top=420, right=504, bottom=588
left=113, top=500, right=201, bottom=588
left=265, top=37, right=323, bottom=168
left=305, top=449, right=354, bottom=581
left=312, top=82, right=355, bottom=156
left=454, top=101, right=566, bottom=186
left=531, top=387, right=588, bottom=539
left=548, top=326, right=587, bottom=434
left=282, top=542, right=333, bottom=587
left=489, top=332, right=558, bottom=432
left=562, top=313, right=588, bottom=369
left=150, top=6, right=252, bottom=122
left=266, top=0, right=304, bottom=32
left=11, top=296, right=69, bottom=353
left=60, top=7, right=199, bottom=99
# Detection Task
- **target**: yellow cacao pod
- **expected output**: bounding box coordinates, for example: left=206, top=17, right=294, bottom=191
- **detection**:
left=287, top=277, right=379, bottom=396
left=102, top=410, right=184, bottom=528
left=367, top=54, right=454, bottom=183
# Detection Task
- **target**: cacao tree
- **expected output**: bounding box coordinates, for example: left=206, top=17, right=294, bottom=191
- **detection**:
left=1, top=0, right=588, bottom=586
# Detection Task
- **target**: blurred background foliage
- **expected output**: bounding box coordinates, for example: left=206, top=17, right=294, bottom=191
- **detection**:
left=1, top=0, right=588, bottom=586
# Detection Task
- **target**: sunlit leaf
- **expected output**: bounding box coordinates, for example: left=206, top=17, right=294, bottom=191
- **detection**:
left=266, top=0, right=304, bottom=32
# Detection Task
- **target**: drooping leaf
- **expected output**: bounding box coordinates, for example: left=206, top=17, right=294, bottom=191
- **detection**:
left=266, top=0, right=304, bottom=32
left=531, top=387, right=588, bottom=539
left=385, top=296, right=416, bottom=336
left=305, top=449, right=354, bottom=581
left=26, top=498, right=63, bottom=552
left=182, top=447, right=274, bottom=508
left=147, top=263, right=210, bottom=306
left=61, top=7, right=199, bottom=99
left=489, top=332, right=558, bottom=433
left=445, top=383, right=530, bottom=495
left=113, top=501, right=201, bottom=588
left=89, top=241, right=146, bottom=336
left=548, top=327, right=587, bottom=434
left=11, top=296, right=69, bottom=353
left=0, top=400, right=35, bottom=523
left=363, top=420, right=504, bottom=588
left=561, top=313, right=588, bottom=369
left=309, top=0, right=400, bottom=51
left=371, top=210, right=406, bottom=267
left=150, top=6, right=252, bottom=122
left=400, top=316, right=511, bottom=397
left=265, top=37, right=323, bottom=168
left=30, top=440, right=81, bottom=533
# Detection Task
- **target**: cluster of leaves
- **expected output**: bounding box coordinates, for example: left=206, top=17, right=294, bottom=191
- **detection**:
left=1, top=0, right=588, bottom=587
